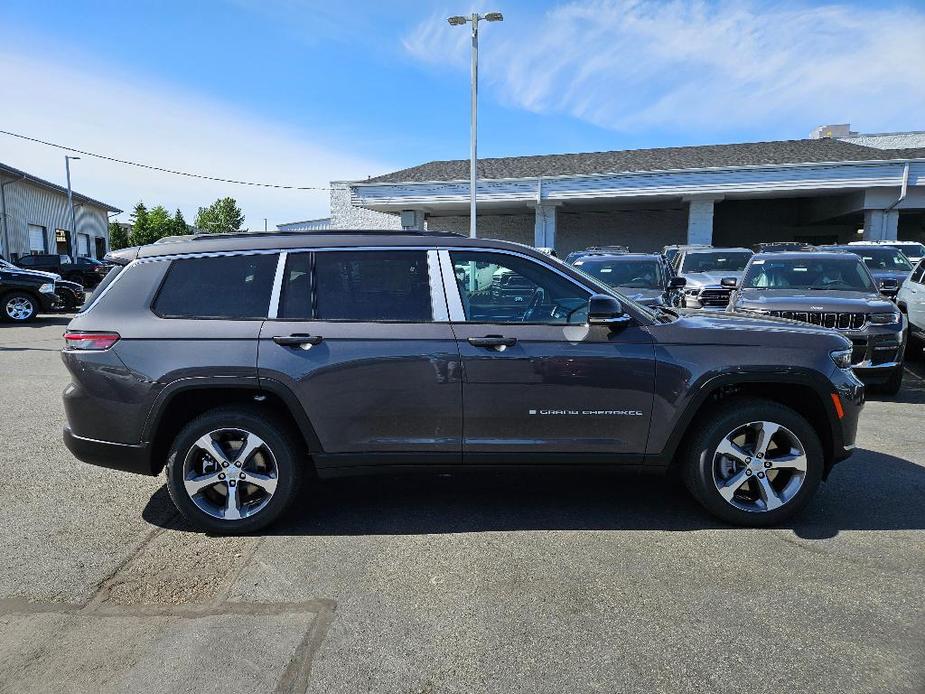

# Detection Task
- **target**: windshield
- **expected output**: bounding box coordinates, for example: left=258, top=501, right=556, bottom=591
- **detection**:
left=839, top=247, right=912, bottom=271
left=575, top=257, right=664, bottom=289
left=681, top=251, right=752, bottom=274
left=742, top=257, right=876, bottom=291
left=884, top=243, right=925, bottom=258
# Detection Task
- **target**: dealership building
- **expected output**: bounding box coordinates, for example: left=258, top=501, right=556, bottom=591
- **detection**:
left=327, top=125, right=925, bottom=254
left=0, top=161, right=120, bottom=261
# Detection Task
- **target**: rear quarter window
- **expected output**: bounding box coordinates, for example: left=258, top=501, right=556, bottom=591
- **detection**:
left=153, top=253, right=278, bottom=319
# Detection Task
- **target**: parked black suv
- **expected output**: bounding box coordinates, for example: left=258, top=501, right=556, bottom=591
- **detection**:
left=15, top=254, right=111, bottom=287
left=820, top=244, right=913, bottom=298
left=1, top=260, right=61, bottom=321
left=570, top=252, right=685, bottom=307
left=729, top=251, right=906, bottom=394
left=0, top=258, right=85, bottom=311
left=62, top=231, right=864, bottom=533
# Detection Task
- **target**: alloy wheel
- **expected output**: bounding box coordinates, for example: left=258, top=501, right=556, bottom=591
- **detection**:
left=712, top=420, right=808, bottom=513
left=5, top=296, right=35, bottom=321
left=182, top=428, right=279, bottom=521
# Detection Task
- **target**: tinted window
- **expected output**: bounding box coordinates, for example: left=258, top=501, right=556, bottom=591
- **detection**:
left=837, top=247, right=912, bottom=271
left=79, top=265, right=124, bottom=312
left=314, top=251, right=431, bottom=321
left=279, top=252, right=312, bottom=320
left=451, top=251, right=591, bottom=324
left=18, top=256, right=35, bottom=266
left=154, top=253, right=277, bottom=319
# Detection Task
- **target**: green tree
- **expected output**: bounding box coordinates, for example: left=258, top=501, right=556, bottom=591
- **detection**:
left=128, top=202, right=151, bottom=246
left=171, top=209, right=188, bottom=237
left=108, top=221, right=129, bottom=250
left=195, top=197, right=244, bottom=233
left=129, top=202, right=176, bottom=245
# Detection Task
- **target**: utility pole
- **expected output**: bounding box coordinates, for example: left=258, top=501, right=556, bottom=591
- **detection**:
left=65, top=156, right=81, bottom=256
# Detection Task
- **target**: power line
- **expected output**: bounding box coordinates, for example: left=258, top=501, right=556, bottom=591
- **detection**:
left=0, top=129, right=332, bottom=191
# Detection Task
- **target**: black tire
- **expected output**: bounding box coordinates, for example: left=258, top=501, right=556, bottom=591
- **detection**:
left=681, top=398, right=824, bottom=526
left=166, top=406, right=304, bottom=534
left=1, top=291, right=39, bottom=322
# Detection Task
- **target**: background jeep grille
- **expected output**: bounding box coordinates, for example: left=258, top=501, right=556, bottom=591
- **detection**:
left=698, top=288, right=732, bottom=307
left=768, top=311, right=866, bottom=330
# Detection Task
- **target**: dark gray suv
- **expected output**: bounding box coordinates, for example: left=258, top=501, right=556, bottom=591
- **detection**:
left=62, top=231, right=864, bottom=533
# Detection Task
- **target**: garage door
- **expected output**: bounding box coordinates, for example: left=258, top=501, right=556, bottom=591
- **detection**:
left=77, top=233, right=91, bottom=257
left=28, top=224, right=47, bottom=253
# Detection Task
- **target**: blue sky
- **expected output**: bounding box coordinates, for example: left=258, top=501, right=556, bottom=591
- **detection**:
left=1, top=0, right=923, bottom=226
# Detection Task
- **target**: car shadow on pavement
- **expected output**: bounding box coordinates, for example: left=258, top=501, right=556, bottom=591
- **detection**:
left=864, top=369, right=925, bottom=404
left=143, top=448, right=925, bottom=541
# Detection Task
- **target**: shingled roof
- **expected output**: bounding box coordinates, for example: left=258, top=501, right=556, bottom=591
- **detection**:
left=367, top=139, right=925, bottom=184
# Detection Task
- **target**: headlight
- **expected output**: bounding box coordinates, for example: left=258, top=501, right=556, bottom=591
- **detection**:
left=685, top=288, right=700, bottom=296
left=39, top=283, right=55, bottom=294
left=869, top=312, right=901, bottom=325
left=830, top=348, right=853, bottom=369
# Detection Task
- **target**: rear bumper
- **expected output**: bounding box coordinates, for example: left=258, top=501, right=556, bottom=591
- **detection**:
left=63, top=427, right=156, bottom=476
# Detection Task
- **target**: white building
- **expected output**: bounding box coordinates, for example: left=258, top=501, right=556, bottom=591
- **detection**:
left=330, top=125, right=925, bottom=253
left=0, top=161, right=121, bottom=261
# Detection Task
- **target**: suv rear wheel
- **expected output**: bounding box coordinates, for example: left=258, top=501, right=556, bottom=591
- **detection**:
left=166, top=407, right=304, bottom=534
left=681, top=399, right=823, bottom=526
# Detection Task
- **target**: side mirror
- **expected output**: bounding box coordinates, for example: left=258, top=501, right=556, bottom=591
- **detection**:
left=720, top=277, right=738, bottom=288
left=588, top=294, right=631, bottom=327
left=879, top=278, right=899, bottom=291
left=669, top=276, right=686, bottom=289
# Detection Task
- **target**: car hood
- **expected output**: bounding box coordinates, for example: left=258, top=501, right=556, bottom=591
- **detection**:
left=3, top=267, right=60, bottom=281
left=616, top=287, right=663, bottom=305
left=679, top=270, right=744, bottom=288
left=651, top=308, right=850, bottom=350
left=733, top=288, right=894, bottom=313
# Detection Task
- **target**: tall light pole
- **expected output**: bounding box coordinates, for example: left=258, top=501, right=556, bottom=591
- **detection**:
left=448, top=11, right=503, bottom=239
left=65, top=155, right=80, bottom=256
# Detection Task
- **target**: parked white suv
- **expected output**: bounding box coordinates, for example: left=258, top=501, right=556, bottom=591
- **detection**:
left=897, top=258, right=925, bottom=355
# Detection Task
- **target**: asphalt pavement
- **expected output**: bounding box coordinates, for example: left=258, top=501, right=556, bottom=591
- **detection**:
left=0, top=317, right=923, bottom=694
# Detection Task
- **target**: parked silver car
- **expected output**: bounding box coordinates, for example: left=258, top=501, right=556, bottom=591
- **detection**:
left=897, top=258, right=925, bottom=353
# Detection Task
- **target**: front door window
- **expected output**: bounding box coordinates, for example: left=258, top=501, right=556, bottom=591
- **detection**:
left=450, top=251, right=591, bottom=324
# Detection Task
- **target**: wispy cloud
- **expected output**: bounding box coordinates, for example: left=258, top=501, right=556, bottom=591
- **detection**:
left=0, top=51, right=394, bottom=226
left=403, top=0, right=925, bottom=137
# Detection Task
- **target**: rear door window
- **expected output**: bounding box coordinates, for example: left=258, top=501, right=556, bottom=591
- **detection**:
left=312, top=251, right=432, bottom=322
left=154, top=253, right=278, bottom=319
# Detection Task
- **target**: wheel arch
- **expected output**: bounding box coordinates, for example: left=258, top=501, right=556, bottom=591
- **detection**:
left=144, top=378, right=322, bottom=475
left=656, top=370, right=842, bottom=476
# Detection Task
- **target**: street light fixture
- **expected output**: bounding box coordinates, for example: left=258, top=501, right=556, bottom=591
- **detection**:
left=447, top=11, right=503, bottom=239
left=65, top=156, right=81, bottom=257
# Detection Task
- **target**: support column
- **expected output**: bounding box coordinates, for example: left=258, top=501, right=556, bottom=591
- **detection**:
left=683, top=195, right=723, bottom=246
left=400, top=209, right=426, bottom=231
left=531, top=203, right=558, bottom=249
left=862, top=209, right=899, bottom=241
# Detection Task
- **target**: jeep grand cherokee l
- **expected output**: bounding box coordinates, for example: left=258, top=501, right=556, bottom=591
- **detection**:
left=729, top=251, right=906, bottom=394
left=62, top=231, right=863, bottom=533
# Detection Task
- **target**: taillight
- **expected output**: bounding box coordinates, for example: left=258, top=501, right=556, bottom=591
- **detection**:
left=63, top=331, right=120, bottom=350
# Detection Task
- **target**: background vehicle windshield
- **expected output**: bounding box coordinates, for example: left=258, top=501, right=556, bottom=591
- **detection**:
left=884, top=243, right=925, bottom=258
left=840, top=247, right=912, bottom=271
left=575, top=257, right=664, bottom=289
left=681, top=251, right=752, bottom=273
left=742, top=257, right=875, bottom=291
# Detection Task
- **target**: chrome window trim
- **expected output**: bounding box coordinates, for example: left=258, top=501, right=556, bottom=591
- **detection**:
left=426, top=250, right=449, bottom=322
left=438, top=246, right=599, bottom=324
left=135, top=245, right=436, bottom=264
left=268, top=251, right=288, bottom=319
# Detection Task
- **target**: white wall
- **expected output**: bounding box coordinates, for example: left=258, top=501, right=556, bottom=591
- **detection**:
left=0, top=176, right=109, bottom=259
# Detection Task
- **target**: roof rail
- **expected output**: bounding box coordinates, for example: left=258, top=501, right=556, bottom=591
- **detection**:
left=189, top=229, right=465, bottom=241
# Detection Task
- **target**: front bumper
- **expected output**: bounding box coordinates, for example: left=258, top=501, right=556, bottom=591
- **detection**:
left=829, top=366, right=865, bottom=465
left=63, top=427, right=155, bottom=475
left=683, top=286, right=732, bottom=309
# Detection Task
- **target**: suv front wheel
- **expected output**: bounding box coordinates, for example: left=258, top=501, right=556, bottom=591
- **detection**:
left=166, top=407, right=304, bottom=534
left=682, top=399, right=823, bottom=526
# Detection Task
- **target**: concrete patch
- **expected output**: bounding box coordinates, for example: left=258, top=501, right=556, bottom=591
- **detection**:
left=0, top=601, right=334, bottom=694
